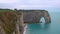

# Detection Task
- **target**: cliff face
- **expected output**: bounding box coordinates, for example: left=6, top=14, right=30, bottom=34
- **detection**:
left=0, top=12, right=22, bottom=34
left=18, top=10, right=51, bottom=23
left=0, top=9, right=51, bottom=34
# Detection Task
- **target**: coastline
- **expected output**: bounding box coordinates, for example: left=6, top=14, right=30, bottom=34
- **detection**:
left=23, top=24, right=28, bottom=34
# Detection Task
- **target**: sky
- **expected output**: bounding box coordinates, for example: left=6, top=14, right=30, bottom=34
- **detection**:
left=0, top=0, right=60, bottom=10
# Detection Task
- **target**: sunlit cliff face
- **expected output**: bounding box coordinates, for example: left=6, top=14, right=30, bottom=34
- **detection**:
left=0, top=12, right=22, bottom=34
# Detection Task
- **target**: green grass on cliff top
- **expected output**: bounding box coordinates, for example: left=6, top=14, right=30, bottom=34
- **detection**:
left=0, top=9, right=15, bottom=12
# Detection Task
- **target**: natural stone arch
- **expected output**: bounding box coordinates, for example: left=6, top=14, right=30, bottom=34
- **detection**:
left=17, top=10, right=51, bottom=34
left=18, top=10, right=51, bottom=23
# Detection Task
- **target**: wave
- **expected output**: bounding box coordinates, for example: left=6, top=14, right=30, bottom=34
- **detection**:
left=23, top=24, right=28, bottom=34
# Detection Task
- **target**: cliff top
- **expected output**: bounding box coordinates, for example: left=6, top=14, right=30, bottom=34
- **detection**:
left=0, top=9, right=48, bottom=12
left=0, top=9, right=15, bottom=12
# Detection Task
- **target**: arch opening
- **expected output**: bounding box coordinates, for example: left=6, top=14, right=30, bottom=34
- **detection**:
left=40, top=17, right=45, bottom=23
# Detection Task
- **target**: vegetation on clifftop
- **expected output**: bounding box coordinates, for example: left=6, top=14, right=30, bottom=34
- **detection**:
left=0, top=9, right=15, bottom=12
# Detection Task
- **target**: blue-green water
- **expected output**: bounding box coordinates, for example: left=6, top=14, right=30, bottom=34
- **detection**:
left=26, top=12, right=60, bottom=34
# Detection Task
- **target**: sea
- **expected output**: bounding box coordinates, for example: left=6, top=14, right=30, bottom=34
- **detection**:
left=24, top=8, right=60, bottom=34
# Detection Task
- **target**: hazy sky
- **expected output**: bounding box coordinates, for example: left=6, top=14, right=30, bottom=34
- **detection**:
left=0, top=0, right=60, bottom=10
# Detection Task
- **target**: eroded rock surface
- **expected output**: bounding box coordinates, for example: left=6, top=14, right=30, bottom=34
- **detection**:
left=0, top=12, right=23, bottom=34
left=18, top=10, right=51, bottom=23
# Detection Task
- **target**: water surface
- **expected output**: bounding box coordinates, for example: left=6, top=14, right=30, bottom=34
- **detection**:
left=26, top=12, right=60, bottom=34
